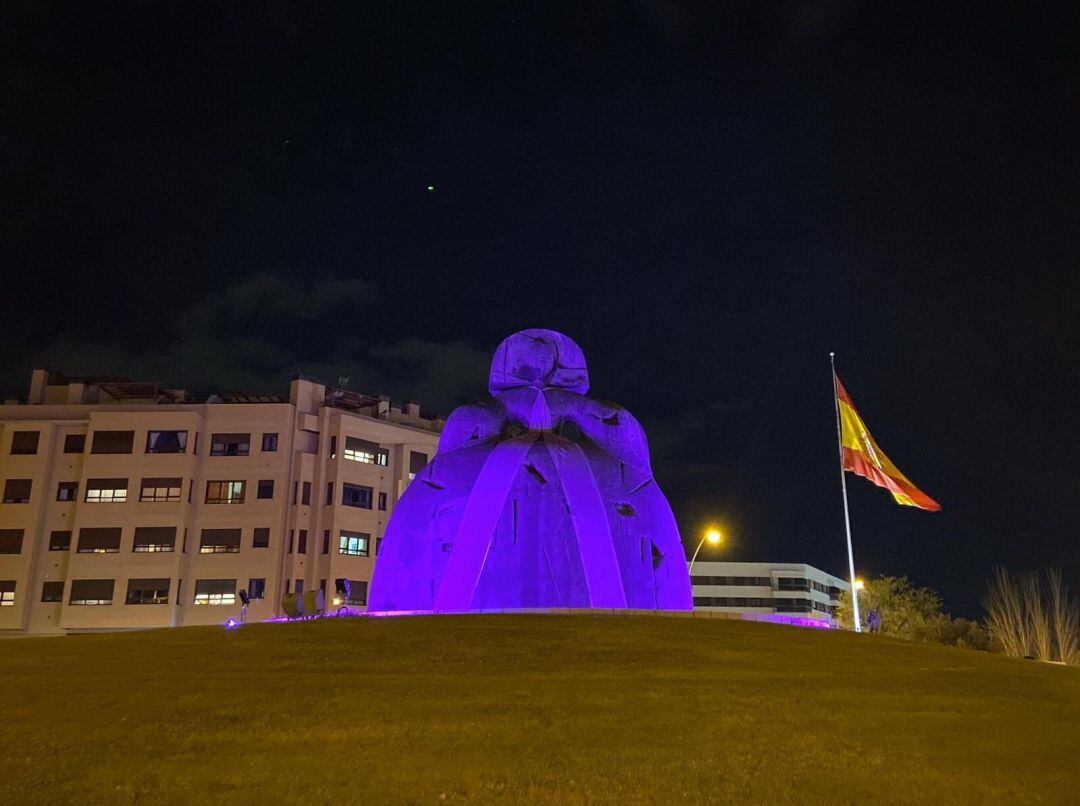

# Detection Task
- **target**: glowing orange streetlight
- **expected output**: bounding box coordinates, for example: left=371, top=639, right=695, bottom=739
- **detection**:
left=688, top=528, right=723, bottom=575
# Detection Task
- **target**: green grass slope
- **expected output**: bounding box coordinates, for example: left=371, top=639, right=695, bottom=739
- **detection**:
left=1, top=615, right=1078, bottom=804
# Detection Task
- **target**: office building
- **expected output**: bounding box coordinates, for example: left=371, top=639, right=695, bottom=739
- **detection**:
left=690, top=561, right=850, bottom=626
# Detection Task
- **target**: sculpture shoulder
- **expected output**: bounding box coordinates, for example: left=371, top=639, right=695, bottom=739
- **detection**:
left=437, top=400, right=506, bottom=454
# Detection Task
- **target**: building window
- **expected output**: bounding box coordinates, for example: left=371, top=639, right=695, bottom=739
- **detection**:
left=329, top=436, right=337, bottom=459
left=77, top=527, right=122, bottom=553
left=63, top=433, right=86, bottom=453
left=256, top=479, right=274, bottom=499
left=210, top=433, right=250, bottom=457
left=375, top=537, right=383, bottom=555
left=409, top=451, right=428, bottom=480
left=126, top=578, right=171, bottom=605
left=205, top=480, right=245, bottom=504
left=85, top=478, right=128, bottom=503
left=91, top=430, right=135, bottom=454
left=133, top=526, right=176, bottom=552
left=326, top=482, right=333, bottom=505
left=248, top=578, right=265, bottom=599
left=322, top=530, right=330, bottom=555
left=0, top=530, right=22, bottom=554
left=295, top=579, right=304, bottom=595
left=343, top=437, right=379, bottom=464
left=298, top=529, right=308, bottom=553
left=253, top=528, right=270, bottom=548
left=57, top=481, right=79, bottom=502
left=341, top=483, right=373, bottom=509
left=199, top=529, right=241, bottom=554
left=261, top=433, right=278, bottom=452
left=41, top=581, right=64, bottom=603
left=49, top=530, right=72, bottom=551
left=338, top=531, right=370, bottom=557
left=3, top=479, right=32, bottom=503
left=377, top=449, right=389, bottom=467
left=287, top=530, right=294, bottom=554
left=140, top=477, right=182, bottom=503
left=10, top=431, right=40, bottom=454
left=0, top=581, right=16, bottom=606
left=193, top=579, right=236, bottom=605
left=378, top=492, right=387, bottom=511
left=292, top=481, right=298, bottom=504
left=145, top=430, right=188, bottom=454
left=777, top=578, right=811, bottom=592
left=69, top=579, right=114, bottom=605
left=301, top=481, right=311, bottom=505
left=344, top=579, right=367, bottom=606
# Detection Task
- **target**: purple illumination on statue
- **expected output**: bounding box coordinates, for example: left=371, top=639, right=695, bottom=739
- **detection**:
left=369, top=329, right=693, bottom=612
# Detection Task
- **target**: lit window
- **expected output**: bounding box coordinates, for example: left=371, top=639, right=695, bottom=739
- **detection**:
left=132, top=527, right=176, bottom=552
left=125, top=578, right=171, bottom=605
left=193, top=579, right=236, bottom=606
left=338, top=531, right=370, bottom=557
left=145, top=430, right=188, bottom=454
left=343, top=437, right=379, bottom=464
left=199, top=529, right=241, bottom=554
left=140, top=477, right=182, bottom=502
left=0, top=581, right=14, bottom=606
left=376, top=449, right=389, bottom=467
left=85, top=478, right=128, bottom=503
left=210, top=433, right=250, bottom=457
left=205, top=480, right=245, bottom=504
left=57, top=481, right=79, bottom=502
left=69, top=579, right=114, bottom=605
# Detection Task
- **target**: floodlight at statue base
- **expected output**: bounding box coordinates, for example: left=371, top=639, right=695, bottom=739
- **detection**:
left=369, top=329, right=693, bottom=613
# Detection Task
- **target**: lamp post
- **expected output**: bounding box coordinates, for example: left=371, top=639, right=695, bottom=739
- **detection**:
left=688, top=529, right=723, bottom=576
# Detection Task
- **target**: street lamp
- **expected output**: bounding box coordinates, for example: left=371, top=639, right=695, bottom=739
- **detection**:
left=854, top=578, right=865, bottom=591
left=688, top=529, right=723, bottom=576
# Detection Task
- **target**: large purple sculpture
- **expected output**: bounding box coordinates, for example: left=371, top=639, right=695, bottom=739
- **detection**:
left=368, top=329, right=692, bottom=612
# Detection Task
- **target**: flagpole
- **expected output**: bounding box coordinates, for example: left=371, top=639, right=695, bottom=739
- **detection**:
left=830, top=352, right=862, bottom=633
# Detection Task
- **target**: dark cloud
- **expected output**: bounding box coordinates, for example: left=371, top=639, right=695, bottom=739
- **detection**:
left=26, top=274, right=487, bottom=416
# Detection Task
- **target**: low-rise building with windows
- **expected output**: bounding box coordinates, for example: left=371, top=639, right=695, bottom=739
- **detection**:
left=0, top=369, right=442, bottom=634
left=689, top=561, right=850, bottom=627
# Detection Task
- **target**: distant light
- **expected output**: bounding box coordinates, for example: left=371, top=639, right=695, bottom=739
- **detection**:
left=426, top=185, right=436, bottom=192
left=854, top=579, right=865, bottom=591
left=706, top=529, right=722, bottom=545
left=333, top=596, right=343, bottom=606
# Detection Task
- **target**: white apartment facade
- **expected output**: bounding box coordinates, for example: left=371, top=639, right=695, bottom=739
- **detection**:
left=0, top=369, right=441, bottom=634
left=690, top=561, right=850, bottom=626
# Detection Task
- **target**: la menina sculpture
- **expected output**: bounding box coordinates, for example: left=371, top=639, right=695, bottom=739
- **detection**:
left=369, top=329, right=692, bottom=613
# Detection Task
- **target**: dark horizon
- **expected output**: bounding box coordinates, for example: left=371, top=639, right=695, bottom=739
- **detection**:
left=3, top=1, right=1078, bottom=617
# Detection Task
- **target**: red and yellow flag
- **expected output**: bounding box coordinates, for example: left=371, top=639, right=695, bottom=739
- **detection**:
left=835, top=375, right=941, bottom=512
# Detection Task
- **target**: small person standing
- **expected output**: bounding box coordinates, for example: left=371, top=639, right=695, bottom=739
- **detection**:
left=867, top=607, right=882, bottom=634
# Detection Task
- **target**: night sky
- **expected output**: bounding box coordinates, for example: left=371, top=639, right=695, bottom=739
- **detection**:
left=2, top=2, right=1078, bottom=616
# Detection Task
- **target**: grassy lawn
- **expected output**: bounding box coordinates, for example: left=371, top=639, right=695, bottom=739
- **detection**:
left=2, top=614, right=1079, bottom=804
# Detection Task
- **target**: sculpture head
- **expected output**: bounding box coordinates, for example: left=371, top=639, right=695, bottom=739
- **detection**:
left=488, top=329, right=589, bottom=396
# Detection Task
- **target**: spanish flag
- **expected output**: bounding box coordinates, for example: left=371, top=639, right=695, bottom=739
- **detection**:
left=835, top=374, right=941, bottom=512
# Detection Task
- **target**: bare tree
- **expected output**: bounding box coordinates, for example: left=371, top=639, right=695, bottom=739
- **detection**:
left=985, top=567, right=1080, bottom=665
left=1047, top=569, right=1080, bottom=666
left=984, top=567, right=1031, bottom=658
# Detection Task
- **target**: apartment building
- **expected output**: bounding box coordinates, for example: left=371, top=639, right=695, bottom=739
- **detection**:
left=689, top=561, right=850, bottom=626
left=0, top=369, right=442, bottom=634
